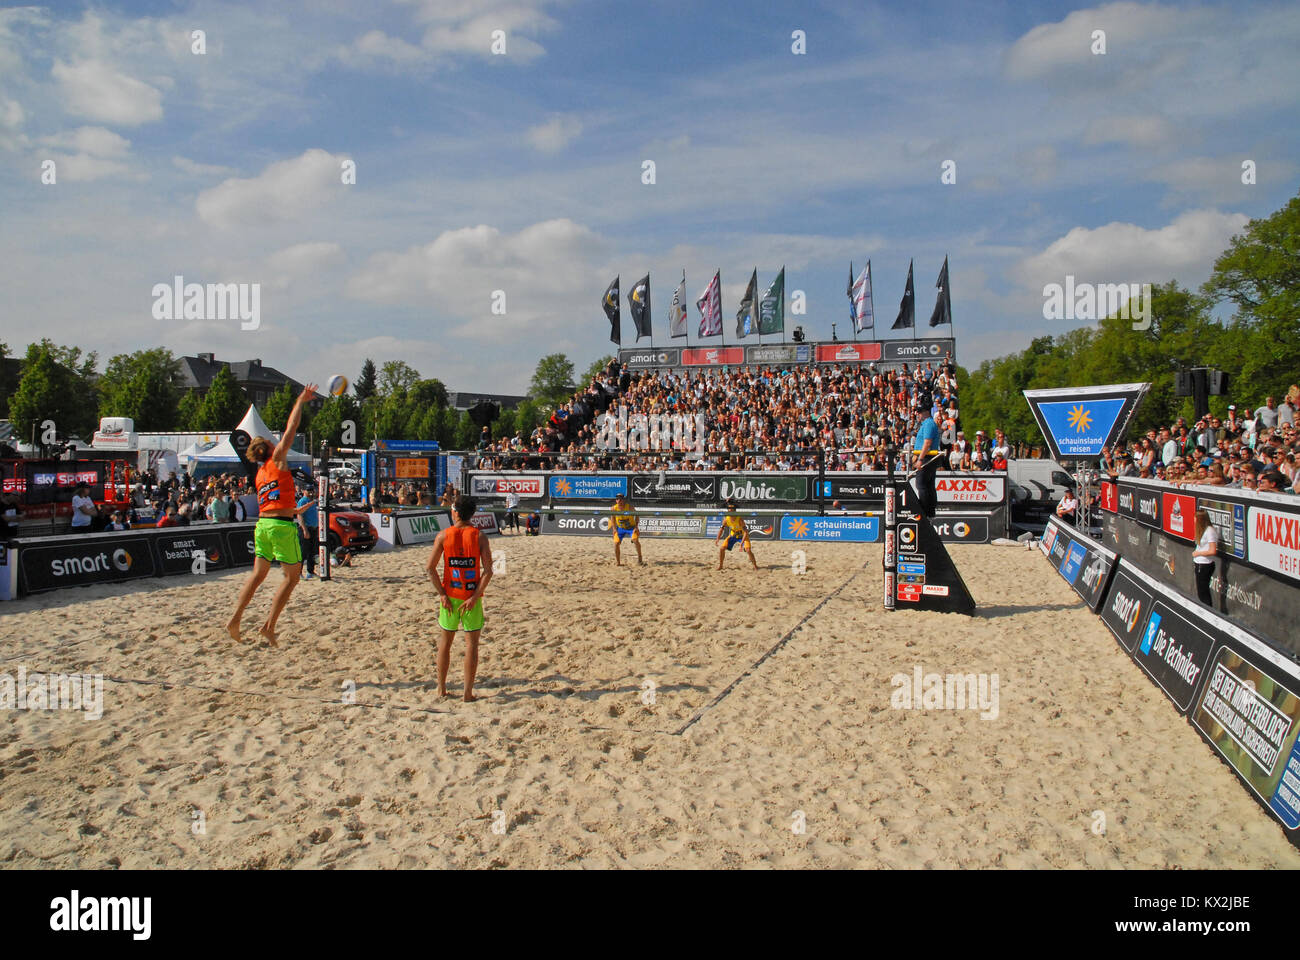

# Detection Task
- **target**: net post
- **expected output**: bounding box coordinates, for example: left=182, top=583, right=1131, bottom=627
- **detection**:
left=883, top=445, right=896, bottom=612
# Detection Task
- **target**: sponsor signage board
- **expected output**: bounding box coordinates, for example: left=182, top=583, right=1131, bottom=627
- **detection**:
left=1100, top=481, right=1118, bottom=513
left=1059, top=539, right=1088, bottom=585
left=1100, top=563, right=1156, bottom=653
left=548, top=475, right=629, bottom=499
left=1192, top=646, right=1300, bottom=830
left=1248, top=506, right=1300, bottom=582
left=19, top=534, right=158, bottom=592
left=1023, top=383, right=1149, bottom=462
left=469, top=512, right=499, bottom=535
left=705, top=515, right=777, bottom=541
left=629, top=475, right=717, bottom=502
left=1133, top=597, right=1215, bottom=713
left=779, top=515, right=880, bottom=542
left=717, top=475, right=808, bottom=503
left=618, top=348, right=682, bottom=368
left=814, top=342, right=881, bottom=364
left=1134, top=488, right=1161, bottom=529
left=393, top=457, right=431, bottom=480
left=637, top=516, right=707, bottom=538
left=681, top=347, right=744, bottom=367
left=153, top=530, right=227, bottom=575
left=882, top=339, right=955, bottom=363
left=469, top=474, right=545, bottom=498
left=931, top=515, right=990, bottom=543
left=396, top=511, right=451, bottom=545
left=1197, top=497, right=1246, bottom=560
left=224, top=526, right=258, bottom=567
left=1162, top=492, right=1196, bottom=542
left=934, top=476, right=1005, bottom=505
left=744, top=344, right=811, bottom=365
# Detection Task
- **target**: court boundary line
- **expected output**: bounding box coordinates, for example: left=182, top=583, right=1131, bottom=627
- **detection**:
left=672, top=559, right=871, bottom=737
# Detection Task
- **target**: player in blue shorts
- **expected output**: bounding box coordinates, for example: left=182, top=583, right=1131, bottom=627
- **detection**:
left=610, top=493, right=644, bottom=566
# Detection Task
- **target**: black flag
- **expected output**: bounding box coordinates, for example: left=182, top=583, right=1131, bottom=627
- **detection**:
left=628, top=274, right=652, bottom=341
left=228, top=429, right=258, bottom=483
left=929, top=256, right=951, bottom=327
left=736, top=269, right=757, bottom=338
left=602, top=276, right=621, bottom=345
left=892, top=260, right=915, bottom=330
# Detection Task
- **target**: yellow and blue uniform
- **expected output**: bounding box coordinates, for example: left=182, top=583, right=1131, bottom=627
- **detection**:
left=721, top=514, right=749, bottom=551
left=612, top=502, right=639, bottom=542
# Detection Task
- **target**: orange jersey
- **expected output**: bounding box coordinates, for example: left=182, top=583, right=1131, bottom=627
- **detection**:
left=442, top=525, right=482, bottom=599
left=256, top=461, right=295, bottom=515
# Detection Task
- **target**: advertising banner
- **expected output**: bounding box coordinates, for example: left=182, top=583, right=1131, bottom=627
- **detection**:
left=548, top=475, right=628, bottom=499
left=636, top=516, right=707, bottom=538
left=1161, top=491, right=1196, bottom=542
left=618, top=347, right=682, bottom=369
left=469, top=474, right=545, bottom=499
left=716, top=475, right=808, bottom=503
left=745, top=344, right=811, bottom=365
left=19, top=533, right=158, bottom=592
left=1043, top=516, right=1116, bottom=610
left=469, top=512, right=500, bottom=535
left=1099, top=563, right=1155, bottom=652
left=153, top=530, right=228, bottom=576
left=1023, top=382, right=1149, bottom=462
left=1197, top=496, right=1246, bottom=560
left=541, top=513, right=609, bottom=536
left=629, top=475, right=717, bottom=502
left=704, top=515, right=777, bottom=541
left=779, top=515, right=880, bottom=542
left=818, top=476, right=889, bottom=502
left=396, top=511, right=451, bottom=545
left=933, top=475, right=1005, bottom=505
left=1247, top=505, right=1300, bottom=582
left=681, top=347, right=744, bottom=367
left=815, top=342, right=881, bottom=364
left=224, top=526, right=258, bottom=567
left=882, top=338, right=955, bottom=363
left=931, top=514, right=992, bottom=544
left=1100, top=481, right=1118, bottom=514
left=1122, top=568, right=1216, bottom=712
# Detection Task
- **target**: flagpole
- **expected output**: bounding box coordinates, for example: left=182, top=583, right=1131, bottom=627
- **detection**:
left=946, top=255, right=955, bottom=351
left=718, top=269, right=725, bottom=350
left=648, top=272, right=654, bottom=353
left=911, top=259, right=917, bottom=343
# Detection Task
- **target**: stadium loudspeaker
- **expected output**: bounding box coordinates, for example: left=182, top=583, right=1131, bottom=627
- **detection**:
left=1174, top=371, right=1192, bottom=397
left=1208, top=370, right=1229, bottom=396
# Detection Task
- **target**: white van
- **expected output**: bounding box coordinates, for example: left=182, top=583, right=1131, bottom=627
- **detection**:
left=1007, top=458, right=1078, bottom=531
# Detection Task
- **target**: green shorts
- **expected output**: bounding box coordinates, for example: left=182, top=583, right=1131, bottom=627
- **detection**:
left=254, top=517, right=303, bottom=565
left=439, top=596, right=484, bottom=632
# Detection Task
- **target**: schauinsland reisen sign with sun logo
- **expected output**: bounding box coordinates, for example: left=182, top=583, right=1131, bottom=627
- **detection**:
left=1024, top=383, right=1150, bottom=462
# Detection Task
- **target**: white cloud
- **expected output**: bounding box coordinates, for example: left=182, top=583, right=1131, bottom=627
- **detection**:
left=172, top=155, right=238, bottom=178
left=525, top=114, right=582, bottom=153
left=41, top=125, right=130, bottom=157
left=1004, top=2, right=1179, bottom=80
left=52, top=59, right=164, bottom=126
left=1082, top=114, right=1178, bottom=149
left=342, top=0, right=560, bottom=66
left=347, top=29, right=425, bottom=64
left=1145, top=156, right=1294, bottom=205
left=196, top=149, right=348, bottom=228
left=1012, top=209, right=1250, bottom=290
left=347, top=218, right=605, bottom=334
left=265, top=241, right=346, bottom=288
left=0, top=98, right=23, bottom=129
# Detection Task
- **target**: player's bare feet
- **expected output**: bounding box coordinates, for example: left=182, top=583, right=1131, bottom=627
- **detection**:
left=226, top=620, right=243, bottom=643
left=438, top=688, right=450, bottom=698
left=258, top=625, right=279, bottom=647
left=463, top=693, right=477, bottom=703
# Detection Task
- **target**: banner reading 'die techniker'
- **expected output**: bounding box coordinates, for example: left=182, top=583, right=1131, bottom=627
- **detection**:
left=1023, top=382, right=1150, bottom=463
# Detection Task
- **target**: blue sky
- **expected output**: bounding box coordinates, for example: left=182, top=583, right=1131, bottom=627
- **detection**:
left=1, top=0, right=1296, bottom=395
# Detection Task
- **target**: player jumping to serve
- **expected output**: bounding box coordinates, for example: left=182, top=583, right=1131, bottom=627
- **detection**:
left=716, top=498, right=759, bottom=571
left=611, top=492, right=644, bottom=566
left=227, top=383, right=317, bottom=645
left=426, top=496, right=493, bottom=702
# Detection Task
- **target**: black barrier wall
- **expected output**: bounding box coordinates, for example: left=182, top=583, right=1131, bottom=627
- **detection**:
left=1042, top=514, right=1300, bottom=849
left=15, top=523, right=259, bottom=595
left=466, top=470, right=1009, bottom=539
left=1102, top=478, right=1300, bottom=660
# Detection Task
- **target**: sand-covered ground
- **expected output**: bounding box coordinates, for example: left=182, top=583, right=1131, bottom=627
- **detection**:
left=2, top=533, right=1297, bottom=869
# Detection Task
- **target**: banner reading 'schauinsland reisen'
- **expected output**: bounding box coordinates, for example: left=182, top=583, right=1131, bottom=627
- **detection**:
left=1023, top=382, right=1150, bottom=463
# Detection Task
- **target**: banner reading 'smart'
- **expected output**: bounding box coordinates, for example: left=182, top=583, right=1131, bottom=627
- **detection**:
left=1024, top=382, right=1149, bottom=462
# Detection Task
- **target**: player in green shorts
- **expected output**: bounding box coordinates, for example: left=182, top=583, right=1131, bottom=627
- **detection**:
left=426, top=496, right=494, bottom=701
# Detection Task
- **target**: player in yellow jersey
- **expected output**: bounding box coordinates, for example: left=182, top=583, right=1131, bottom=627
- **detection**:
left=611, top=493, right=645, bottom=566
left=715, top=498, right=759, bottom=571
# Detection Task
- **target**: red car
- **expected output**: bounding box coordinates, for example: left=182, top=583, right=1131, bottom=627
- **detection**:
left=326, top=510, right=376, bottom=552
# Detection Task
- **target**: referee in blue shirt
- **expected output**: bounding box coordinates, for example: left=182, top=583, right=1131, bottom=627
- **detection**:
left=912, top=407, right=945, bottom=469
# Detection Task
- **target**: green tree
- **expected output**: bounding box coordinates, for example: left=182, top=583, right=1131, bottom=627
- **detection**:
left=1202, top=192, right=1300, bottom=404
left=8, top=340, right=98, bottom=443
left=455, top=410, right=479, bottom=448
left=0, top=340, right=11, bottom=419
left=261, top=382, right=295, bottom=431
left=378, top=360, right=420, bottom=398
left=196, top=365, right=248, bottom=432
left=97, top=348, right=181, bottom=431
left=355, top=358, right=378, bottom=402
left=176, top=389, right=202, bottom=431
left=582, top=354, right=614, bottom=386
left=408, top=378, right=449, bottom=410
left=312, top=394, right=361, bottom=447
left=529, top=353, right=575, bottom=408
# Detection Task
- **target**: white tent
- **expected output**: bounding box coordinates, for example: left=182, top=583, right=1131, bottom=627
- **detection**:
left=184, top=405, right=310, bottom=477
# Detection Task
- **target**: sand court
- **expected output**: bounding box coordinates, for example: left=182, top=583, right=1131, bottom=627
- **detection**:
left=1, top=536, right=1297, bottom=869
